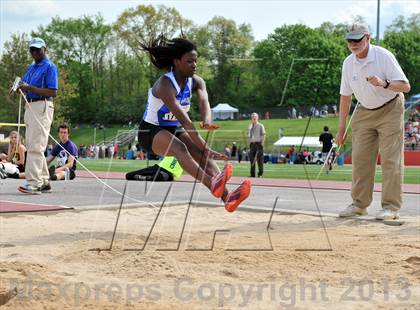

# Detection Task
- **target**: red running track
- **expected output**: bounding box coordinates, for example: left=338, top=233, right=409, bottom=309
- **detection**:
left=0, top=201, right=71, bottom=213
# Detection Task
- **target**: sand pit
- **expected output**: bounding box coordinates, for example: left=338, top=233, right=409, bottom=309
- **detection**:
left=0, top=204, right=419, bottom=309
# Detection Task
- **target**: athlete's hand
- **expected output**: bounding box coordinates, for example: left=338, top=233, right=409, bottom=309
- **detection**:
left=336, top=128, right=347, bottom=146
left=205, top=148, right=228, bottom=160
left=199, top=122, right=219, bottom=131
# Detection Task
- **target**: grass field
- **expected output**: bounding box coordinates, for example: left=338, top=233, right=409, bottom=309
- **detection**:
left=70, top=118, right=419, bottom=184
left=70, top=117, right=351, bottom=153
left=77, top=158, right=420, bottom=184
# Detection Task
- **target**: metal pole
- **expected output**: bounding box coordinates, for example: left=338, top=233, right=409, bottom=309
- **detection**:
left=93, top=127, right=96, bottom=146
left=109, top=180, right=128, bottom=251
left=376, top=0, right=381, bottom=45
left=279, top=58, right=295, bottom=107
left=279, top=58, right=328, bottom=107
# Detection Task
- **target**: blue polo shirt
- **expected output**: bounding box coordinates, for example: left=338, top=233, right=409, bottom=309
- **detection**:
left=22, top=56, right=58, bottom=100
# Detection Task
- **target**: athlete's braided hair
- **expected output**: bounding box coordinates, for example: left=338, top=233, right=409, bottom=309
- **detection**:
left=140, top=34, right=197, bottom=70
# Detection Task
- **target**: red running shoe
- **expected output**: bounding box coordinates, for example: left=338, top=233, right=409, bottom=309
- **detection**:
left=224, top=180, right=251, bottom=212
left=210, top=163, right=233, bottom=198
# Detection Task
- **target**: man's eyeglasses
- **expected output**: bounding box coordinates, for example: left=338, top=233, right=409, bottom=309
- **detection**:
left=347, top=36, right=365, bottom=43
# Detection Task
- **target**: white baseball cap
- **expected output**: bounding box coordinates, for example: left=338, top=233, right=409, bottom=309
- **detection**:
left=29, top=37, right=46, bottom=49
left=346, top=23, right=370, bottom=40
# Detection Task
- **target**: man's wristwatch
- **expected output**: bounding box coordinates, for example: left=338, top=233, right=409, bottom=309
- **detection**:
left=383, top=79, right=390, bottom=89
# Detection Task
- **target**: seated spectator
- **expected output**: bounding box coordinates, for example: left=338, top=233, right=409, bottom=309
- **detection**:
left=294, top=152, right=306, bottom=164
left=47, top=124, right=78, bottom=181
left=303, top=149, right=311, bottom=163
left=286, top=146, right=295, bottom=160
left=0, top=131, right=26, bottom=179
left=409, top=134, right=418, bottom=150
left=404, top=119, right=420, bottom=150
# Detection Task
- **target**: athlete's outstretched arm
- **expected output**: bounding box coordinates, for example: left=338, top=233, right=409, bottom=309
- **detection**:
left=194, top=75, right=219, bottom=131
left=194, top=75, right=211, bottom=125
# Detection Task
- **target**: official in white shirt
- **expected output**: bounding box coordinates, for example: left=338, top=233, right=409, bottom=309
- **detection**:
left=336, top=22, right=411, bottom=220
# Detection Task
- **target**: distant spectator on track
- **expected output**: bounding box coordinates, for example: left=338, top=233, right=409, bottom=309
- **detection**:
left=248, top=112, right=266, bottom=177
left=319, top=126, right=334, bottom=157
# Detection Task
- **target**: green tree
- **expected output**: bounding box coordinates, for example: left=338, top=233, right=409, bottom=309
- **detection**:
left=254, top=24, right=347, bottom=109
left=0, top=33, right=33, bottom=122
left=190, top=17, right=254, bottom=108
left=318, top=21, right=347, bottom=38
left=33, top=14, right=112, bottom=124
left=382, top=14, right=420, bottom=94
left=114, top=4, right=192, bottom=56
left=114, top=4, right=193, bottom=86
left=100, top=44, right=149, bottom=124
left=52, top=67, right=78, bottom=126
left=0, top=33, right=78, bottom=125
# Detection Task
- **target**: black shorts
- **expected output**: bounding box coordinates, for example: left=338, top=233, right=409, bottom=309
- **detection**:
left=138, top=121, right=185, bottom=153
left=17, top=164, right=25, bottom=173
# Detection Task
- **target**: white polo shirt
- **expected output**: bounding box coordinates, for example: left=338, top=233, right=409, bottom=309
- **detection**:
left=340, top=44, right=408, bottom=109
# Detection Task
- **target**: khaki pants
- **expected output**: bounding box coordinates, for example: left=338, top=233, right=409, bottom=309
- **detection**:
left=24, top=100, right=54, bottom=187
left=351, top=94, right=404, bottom=211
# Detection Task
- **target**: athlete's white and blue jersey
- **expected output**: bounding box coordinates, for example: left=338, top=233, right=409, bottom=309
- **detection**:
left=143, top=71, right=193, bottom=126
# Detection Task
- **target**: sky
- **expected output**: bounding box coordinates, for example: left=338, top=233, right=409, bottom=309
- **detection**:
left=1, top=0, right=419, bottom=53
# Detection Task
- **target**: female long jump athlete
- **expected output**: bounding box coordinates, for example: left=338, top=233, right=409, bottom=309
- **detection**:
left=138, top=35, right=251, bottom=212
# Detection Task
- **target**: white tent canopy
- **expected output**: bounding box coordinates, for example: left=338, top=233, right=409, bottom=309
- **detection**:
left=211, top=103, right=239, bottom=120
left=273, top=136, right=322, bottom=148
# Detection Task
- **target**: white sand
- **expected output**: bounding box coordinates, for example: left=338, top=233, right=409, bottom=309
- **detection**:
left=0, top=205, right=419, bottom=309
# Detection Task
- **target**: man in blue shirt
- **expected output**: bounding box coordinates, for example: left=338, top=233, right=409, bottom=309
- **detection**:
left=17, top=37, right=59, bottom=194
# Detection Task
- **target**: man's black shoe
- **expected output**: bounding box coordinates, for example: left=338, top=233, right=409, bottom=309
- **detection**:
left=40, top=183, right=52, bottom=193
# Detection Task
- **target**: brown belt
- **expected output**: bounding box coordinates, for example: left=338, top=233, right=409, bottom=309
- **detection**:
left=366, top=94, right=399, bottom=111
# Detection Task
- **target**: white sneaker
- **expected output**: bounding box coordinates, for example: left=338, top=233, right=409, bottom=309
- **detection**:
left=375, top=209, right=400, bottom=220
left=339, top=204, right=368, bottom=217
